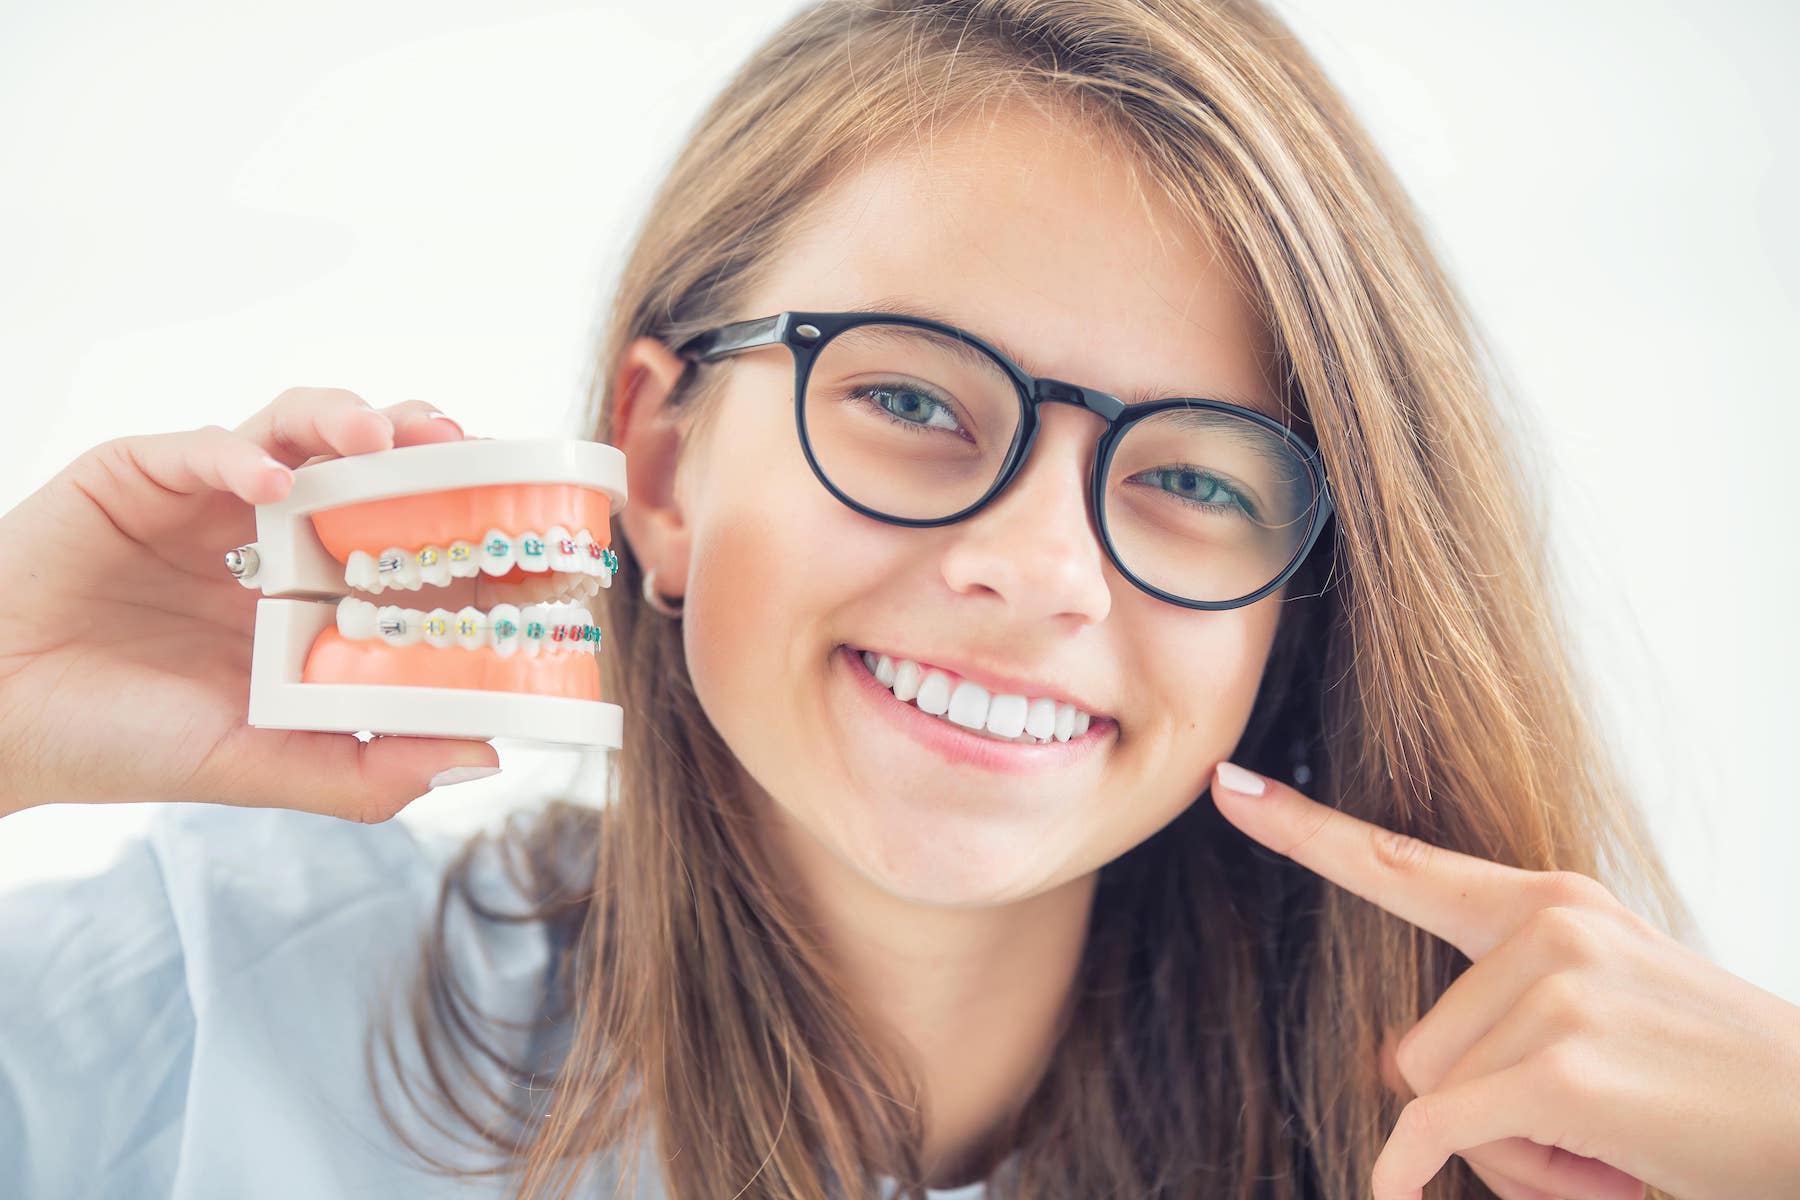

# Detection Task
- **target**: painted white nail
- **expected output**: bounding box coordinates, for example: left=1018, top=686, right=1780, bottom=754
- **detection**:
left=428, top=765, right=501, bottom=789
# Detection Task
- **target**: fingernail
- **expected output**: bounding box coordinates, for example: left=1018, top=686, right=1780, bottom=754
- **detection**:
left=427, top=412, right=465, bottom=436
left=259, top=454, right=291, bottom=476
left=1214, top=760, right=1266, bottom=796
left=428, top=765, right=501, bottom=789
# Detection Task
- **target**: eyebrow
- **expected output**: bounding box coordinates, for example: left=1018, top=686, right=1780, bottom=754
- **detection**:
left=843, top=295, right=1281, bottom=420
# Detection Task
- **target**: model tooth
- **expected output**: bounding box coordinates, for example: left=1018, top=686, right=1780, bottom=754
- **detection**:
left=376, top=605, right=422, bottom=647
left=447, top=540, right=480, bottom=579
left=453, top=606, right=486, bottom=650
left=599, top=546, right=617, bottom=586
left=417, top=545, right=452, bottom=588
left=377, top=546, right=422, bottom=591
left=421, top=607, right=455, bottom=649
left=345, top=550, right=381, bottom=593
left=576, top=529, right=601, bottom=576
left=519, top=604, right=551, bottom=657
left=546, top=525, right=580, bottom=574
left=488, top=603, right=520, bottom=658
left=515, top=530, right=548, bottom=574
left=480, top=529, right=516, bottom=577
left=336, top=596, right=378, bottom=639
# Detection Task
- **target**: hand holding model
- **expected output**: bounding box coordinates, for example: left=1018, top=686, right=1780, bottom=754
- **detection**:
left=0, top=387, right=501, bottom=823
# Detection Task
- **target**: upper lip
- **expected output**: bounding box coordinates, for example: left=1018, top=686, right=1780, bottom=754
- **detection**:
left=849, top=643, right=1111, bottom=720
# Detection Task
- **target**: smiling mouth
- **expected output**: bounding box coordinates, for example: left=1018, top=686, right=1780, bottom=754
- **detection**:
left=846, top=644, right=1102, bottom=745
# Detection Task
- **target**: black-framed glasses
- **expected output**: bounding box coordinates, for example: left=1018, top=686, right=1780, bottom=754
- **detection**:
left=674, top=310, right=1335, bottom=611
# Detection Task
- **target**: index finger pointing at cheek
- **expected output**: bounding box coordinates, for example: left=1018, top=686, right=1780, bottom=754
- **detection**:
left=1209, top=761, right=1543, bottom=961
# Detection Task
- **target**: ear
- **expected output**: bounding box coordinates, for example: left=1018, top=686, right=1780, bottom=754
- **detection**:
left=612, top=336, right=698, bottom=597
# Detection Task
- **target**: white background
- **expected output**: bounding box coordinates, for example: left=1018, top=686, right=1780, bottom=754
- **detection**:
left=1, top=1, right=1794, bottom=1003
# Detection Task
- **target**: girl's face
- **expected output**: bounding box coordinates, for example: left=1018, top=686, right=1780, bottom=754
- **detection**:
left=626, top=110, right=1286, bottom=909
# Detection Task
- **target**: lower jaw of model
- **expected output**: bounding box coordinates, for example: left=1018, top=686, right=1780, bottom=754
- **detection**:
left=304, top=480, right=616, bottom=700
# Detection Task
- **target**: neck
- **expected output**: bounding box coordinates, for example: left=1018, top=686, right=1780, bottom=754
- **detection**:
left=748, top=784, right=1097, bottom=1189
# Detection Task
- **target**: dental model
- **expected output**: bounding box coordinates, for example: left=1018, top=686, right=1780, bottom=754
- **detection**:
left=226, top=438, right=626, bottom=748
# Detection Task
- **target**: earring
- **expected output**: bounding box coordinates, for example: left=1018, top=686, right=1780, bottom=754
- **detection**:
left=642, top=566, right=685, bottom=618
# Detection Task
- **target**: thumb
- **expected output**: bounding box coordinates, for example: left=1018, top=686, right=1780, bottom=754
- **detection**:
left=195, top=726, right=500, bottom=823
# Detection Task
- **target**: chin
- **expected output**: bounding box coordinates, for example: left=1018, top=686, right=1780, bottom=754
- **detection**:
left=829, top=802, right=1076, bottom=909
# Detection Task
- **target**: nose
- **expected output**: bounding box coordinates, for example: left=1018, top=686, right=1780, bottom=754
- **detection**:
left=937, top=402, right=1114, bottom=624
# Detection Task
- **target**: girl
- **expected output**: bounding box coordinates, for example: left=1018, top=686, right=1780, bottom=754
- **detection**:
left=2, top=2, right=1796, bottom=1198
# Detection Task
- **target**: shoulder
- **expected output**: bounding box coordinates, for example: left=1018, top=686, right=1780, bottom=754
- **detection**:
left=0, top=802, right=558, bottom=1197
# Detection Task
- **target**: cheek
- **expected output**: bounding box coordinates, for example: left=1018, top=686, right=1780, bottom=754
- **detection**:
left=1138, top=605, right=1284, bottom=786
left=677, top=409, right=861, bottom=756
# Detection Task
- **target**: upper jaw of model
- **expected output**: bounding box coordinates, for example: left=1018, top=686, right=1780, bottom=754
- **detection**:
left=343, top=525, right=615, bottom=596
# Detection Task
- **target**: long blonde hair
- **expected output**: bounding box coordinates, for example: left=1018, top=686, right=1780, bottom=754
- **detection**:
left=367, top=2, right=1696, bottom=1196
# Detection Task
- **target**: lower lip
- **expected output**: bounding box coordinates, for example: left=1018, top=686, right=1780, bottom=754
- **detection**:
left=835, top=644, right=1113, bottom=775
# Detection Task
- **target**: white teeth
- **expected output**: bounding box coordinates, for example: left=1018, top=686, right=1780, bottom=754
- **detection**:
left=519, top=604, right=551, bottom=656
left=345, top=526, right=604, bottom=617
left=377, top=546, right=422, bottom=591
left=336, top=596, right=378, bottom=639
left=421, top=607, right=455, bottom=648
left=516, top=530, right=550, bottom=574
left=891, top=659, right=922, bottom=702
left=946, top=680, right=990, bottom=731
left=454, top=606, right=486, bottom=651
left=328, top=597, right=603, bottom=661
left=447, top=540, right=480, bottom=578
left=488, top=603, right=520, bottom=656
left=860, top=649, right=1097, bottom=744
left=985, top=693, right=1028, bottom=738
left=480, top=529, right=516, bottom=576
left=345, top=550, right=380, bottom=593
left=376, top=605, right=421, bottom=646
left=547, top=525, right=581, bottom=574
left=543, top=604, right=596, bottom=654
left=914, top=669, right=952, bottom=716
left=417, top=545, right=452, bottom=588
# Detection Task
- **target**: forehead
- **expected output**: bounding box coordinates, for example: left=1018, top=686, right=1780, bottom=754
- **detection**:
left=747, top=108, right=1285, bottom=421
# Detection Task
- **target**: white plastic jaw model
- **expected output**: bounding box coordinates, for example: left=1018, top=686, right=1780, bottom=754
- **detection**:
left=227, top=438, right=626, bottom=748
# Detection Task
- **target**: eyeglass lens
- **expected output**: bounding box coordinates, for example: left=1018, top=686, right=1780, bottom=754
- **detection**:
left=800, top=321, right=1322, bottom=605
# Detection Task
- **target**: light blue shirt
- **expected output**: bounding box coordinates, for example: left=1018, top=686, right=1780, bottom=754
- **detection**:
left=0, top=802, right=995, bottom=1199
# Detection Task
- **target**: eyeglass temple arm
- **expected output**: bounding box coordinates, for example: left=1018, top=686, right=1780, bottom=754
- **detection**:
left=677, top=315, right=787, bottom=362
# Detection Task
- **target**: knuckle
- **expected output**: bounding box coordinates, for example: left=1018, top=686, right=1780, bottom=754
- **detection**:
left=1528, top=904, right=1608, bottom=968
left=1391, top=1028, right=1427, bottom=1090
left=1396, top=1093, right=1442, bottom=1145
left=1540, top=869, right=1614, bottom=909
left=1523, top=970, right=1598, bottom=1039
left=1528, top=1040, right=1595, bottom=1098
left=1371, top=824, right=1435, bottom=875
